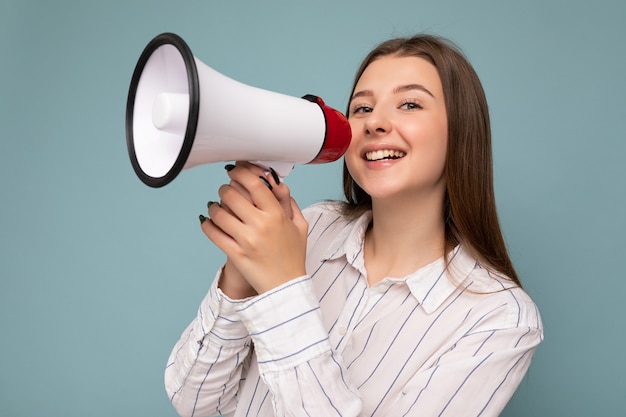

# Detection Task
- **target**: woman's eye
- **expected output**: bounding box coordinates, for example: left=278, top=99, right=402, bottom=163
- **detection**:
left=351, top=105, right=373, bottom=115
left=400, top=100, right=422, bottom=110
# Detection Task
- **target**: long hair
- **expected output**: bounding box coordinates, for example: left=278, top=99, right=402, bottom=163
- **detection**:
left=341, top=34, right=521, bottom=286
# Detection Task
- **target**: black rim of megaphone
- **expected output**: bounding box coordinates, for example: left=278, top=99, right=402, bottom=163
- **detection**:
left=125, top=32, right=200, bottom=188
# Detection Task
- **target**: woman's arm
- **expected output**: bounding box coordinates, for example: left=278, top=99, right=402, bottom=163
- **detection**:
left=165, top=162, right=307, bottom=417
left=164, top=271, right=253, bottom=417
left=235, top=274, right=364, bottom=416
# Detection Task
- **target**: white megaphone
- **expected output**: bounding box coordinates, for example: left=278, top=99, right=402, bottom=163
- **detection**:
left=126, top=32, right=352, bottom=188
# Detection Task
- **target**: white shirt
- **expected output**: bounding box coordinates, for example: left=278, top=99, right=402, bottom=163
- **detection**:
left=165, top=202, right=543, bottom=417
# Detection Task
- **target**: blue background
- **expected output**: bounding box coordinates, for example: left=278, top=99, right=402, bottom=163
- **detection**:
left=1, top=1, right=625, bottom=415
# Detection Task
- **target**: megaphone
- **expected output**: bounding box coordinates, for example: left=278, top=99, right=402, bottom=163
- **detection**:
left=125, top=32, right=351, bottom=188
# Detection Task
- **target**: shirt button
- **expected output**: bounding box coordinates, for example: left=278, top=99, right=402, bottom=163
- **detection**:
left=338, top=326, right=347, bottom=336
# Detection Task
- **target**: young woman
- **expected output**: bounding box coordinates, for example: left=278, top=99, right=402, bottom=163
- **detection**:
left=164, top=34, right=543, bottom=417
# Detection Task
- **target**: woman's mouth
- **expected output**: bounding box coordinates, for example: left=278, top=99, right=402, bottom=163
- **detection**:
left=364, top=149, right=406, bottom=161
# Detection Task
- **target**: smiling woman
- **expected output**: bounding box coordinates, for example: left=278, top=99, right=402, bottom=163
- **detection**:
left=341, top=36, right=518, bottom=287
left=164, top=34, right=543, bottom=417
left=345, top=55, right=449, bottom=239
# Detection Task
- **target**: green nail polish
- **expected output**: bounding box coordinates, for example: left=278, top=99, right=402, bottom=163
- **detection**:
left=199, top=214, right=207, bottom=224
left=269, top=167, right=281, bottom=185
left=207, top=201, right=216, bottom=209
left=259, top=176, right=273, bottom=191
left=224, top=164, right=235, bottom=171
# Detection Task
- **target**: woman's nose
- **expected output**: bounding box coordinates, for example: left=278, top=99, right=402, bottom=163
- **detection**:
left=363, top=108, right=391, bottom=135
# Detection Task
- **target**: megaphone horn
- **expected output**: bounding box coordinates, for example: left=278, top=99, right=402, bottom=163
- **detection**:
left=125, top=32, right=351, bottom=188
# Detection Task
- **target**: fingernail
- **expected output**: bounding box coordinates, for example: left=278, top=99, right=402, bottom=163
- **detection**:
left=259, top=176, right=273, bottom=191
left=224, top=164, right=235, bottom=171
left=269, top=167, right=281, bottom=185
left=199, top=214, right=207, bottom=224
left=207, top=201, right=217, bottom=209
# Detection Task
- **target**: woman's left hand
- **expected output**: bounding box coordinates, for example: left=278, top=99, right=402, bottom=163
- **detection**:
left=201, top=162, right=309, bottom=294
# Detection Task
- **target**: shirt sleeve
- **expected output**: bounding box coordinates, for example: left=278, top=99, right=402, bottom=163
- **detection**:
left=164, top=268, right=254, bottom=417
left=235, top=275, right=363, bottom=416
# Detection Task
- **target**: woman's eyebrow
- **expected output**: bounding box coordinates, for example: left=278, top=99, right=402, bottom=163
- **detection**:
left=394, top=83, right=435, bottom=98
left=351, top=84, right=435, bottom=102
left=350, top=89, right=373, bottom=101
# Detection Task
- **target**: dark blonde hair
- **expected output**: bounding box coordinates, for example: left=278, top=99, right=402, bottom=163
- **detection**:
left=342, top=34, right=521, bottom=286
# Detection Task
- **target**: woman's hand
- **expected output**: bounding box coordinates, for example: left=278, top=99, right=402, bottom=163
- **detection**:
left=204, top=163, right=293, bottom=299
left=201, top=162, right=308, bottom=295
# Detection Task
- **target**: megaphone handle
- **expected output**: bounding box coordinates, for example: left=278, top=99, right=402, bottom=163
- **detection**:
left=251, top=160, right=295, bottom=179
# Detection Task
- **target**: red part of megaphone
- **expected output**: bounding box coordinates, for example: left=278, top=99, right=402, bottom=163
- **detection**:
left=302, top=94, right=351, bottom=164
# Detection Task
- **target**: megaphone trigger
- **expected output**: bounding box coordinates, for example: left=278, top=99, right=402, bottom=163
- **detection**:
left=250, top=160, right=296, bottom=179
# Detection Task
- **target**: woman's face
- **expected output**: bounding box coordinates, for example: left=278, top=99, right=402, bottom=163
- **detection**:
left=346, top=55, right=448, bottom=205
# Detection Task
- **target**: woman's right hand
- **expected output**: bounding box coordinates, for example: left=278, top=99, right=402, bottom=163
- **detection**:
left=204, top=162, right=295, bottom=299
left=201, top=161, right=308, bottom=295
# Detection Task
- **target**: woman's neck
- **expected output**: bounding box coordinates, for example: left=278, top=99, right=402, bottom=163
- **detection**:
left=364, top=196, right=446, bottom=286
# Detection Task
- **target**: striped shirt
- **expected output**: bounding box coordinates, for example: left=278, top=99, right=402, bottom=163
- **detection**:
left=165, top=202, right=543, bottom=417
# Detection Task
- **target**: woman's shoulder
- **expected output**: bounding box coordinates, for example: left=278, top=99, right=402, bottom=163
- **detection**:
left=463, top=264, right=543, bottom=331
left=301, top=201, right=366, bottom=246
left=302, top=200, right=350, bottom=224
left=444, top=247, right=542, bottom=330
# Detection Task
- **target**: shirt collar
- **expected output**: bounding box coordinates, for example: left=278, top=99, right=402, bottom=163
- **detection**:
left=321, top=210, right=479, bottom=314
left=404, top=245, right=478, bottom=314
left=322, top=210, right=372, bottom=268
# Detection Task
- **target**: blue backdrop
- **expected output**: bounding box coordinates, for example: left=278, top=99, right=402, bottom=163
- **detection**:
left=1, top=1, right=625, bottom=416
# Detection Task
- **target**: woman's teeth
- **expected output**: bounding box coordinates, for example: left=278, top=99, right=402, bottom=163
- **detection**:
left=365, top=150, right=406, bottom=161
